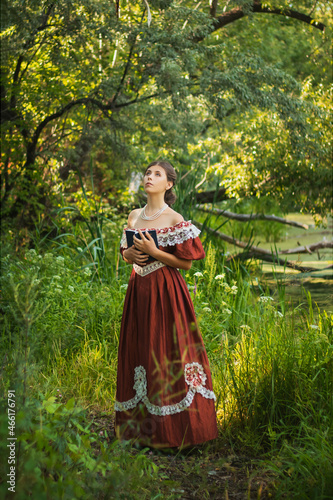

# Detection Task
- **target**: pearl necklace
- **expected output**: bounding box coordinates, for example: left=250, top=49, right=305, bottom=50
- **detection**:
left=140, top=203, right=168, bottom=221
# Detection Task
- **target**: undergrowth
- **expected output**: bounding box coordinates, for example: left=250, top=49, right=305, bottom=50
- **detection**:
left=0, top=221, right=332, bottom=499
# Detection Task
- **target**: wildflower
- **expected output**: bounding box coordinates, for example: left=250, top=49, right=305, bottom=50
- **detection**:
left=202, top=307, right=212, bottom=313
left=231, top=285, right=238, bottom=295
left=99, top=431, right=103, bottom=436
left=84, top=268, right=92, bottom=276
left=240, top=325, right=251, bottom=331
left=310, top=325, right=319, bottom=330
left=193, top=282, right=197, bottom=297
left=53, top=275, right=61, bottom=280
left=68, top=285, right=74, bottom=292
left=215, top=274, right=225, bottom=280
left=223, top=309, right=232, bottom=315
left=194, top=272, right=203, bottom=277
left=120, top=284, right=128, bottom=290
left=258, top=296, right=274, bottom=303
left=56, top=256, right=65, bottom=263
left=274, top=311, right=283, bottom=318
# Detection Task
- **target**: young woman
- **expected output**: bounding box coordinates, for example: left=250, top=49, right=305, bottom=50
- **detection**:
left=115, top=160, right=218, bottom=448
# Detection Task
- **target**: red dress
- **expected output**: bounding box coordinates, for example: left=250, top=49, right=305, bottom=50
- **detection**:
left=115, top=221, right=218, bottom=448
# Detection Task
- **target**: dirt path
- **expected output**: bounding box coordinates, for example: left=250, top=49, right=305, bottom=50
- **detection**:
left=88, top=410, right=275, bottom=499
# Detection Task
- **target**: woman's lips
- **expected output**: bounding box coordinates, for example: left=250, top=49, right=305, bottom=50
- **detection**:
left=145, top=182, right=153, bottom=186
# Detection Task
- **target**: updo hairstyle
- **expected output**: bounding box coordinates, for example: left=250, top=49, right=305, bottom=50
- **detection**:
left=145, top=160, right=177, bottom=206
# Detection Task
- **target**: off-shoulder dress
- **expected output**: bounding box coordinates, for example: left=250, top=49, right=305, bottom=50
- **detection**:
left=115, top=220, right=218, bottom=447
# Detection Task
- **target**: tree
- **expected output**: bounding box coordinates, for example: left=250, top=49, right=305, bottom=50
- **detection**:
left=1, top=1, right=331, bottom=225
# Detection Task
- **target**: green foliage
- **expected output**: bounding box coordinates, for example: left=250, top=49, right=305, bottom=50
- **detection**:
left=1, top=200, right=332, bottom=497
left=0, top=394, right=161, bottom=499
left=1, top=0, right=331, bottom=227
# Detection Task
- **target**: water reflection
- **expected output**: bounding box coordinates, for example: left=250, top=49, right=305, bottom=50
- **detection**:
left=254, top=272, right=333, bottom=313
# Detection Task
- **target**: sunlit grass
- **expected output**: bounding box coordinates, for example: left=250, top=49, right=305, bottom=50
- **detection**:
left=1, top=230, right=332, bottom=499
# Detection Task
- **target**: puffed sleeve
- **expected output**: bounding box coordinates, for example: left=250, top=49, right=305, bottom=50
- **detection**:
left=159, top=222, right=205, bottom=261
left=120, top=228, right=128, bottom=258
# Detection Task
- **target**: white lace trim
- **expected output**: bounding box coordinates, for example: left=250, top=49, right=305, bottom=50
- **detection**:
left=120, top=221, right=201, bottom=249
left=115, top=362, right=216, bottom=416
left=133, top=261, right=166, bottom=276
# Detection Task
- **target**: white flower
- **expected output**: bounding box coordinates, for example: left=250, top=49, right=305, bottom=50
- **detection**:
left=120, top=284, right=128, bottom=290
left=68, top=285, right=74, bottom=292
left=258, top=296, right=274, bottom=303
left=53, top=275, right=61, bottom=280
left=215, top=274, right=225, bottom=280
left=202, top=307, right=212, bottom=312
left=310, top=325, right=319, bottom=330
left=77, top=247, right=83, bottom=252
left=56, top=256, right=65, bottom=263
left=274, top=311, right=283, bottom=318
left=224, top=309, right=232, bottom=315
left=84, top=268, right=92, bottom=276
left=194, top=272, right=203, bottom=277
left=240, top=325, right=251, bottom=331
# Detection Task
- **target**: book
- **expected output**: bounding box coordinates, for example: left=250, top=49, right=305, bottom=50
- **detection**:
left=125, top=229, right=159, bottom=264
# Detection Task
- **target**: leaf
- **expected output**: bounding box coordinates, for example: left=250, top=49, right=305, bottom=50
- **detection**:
left=66, top=397, right=75, bottom=410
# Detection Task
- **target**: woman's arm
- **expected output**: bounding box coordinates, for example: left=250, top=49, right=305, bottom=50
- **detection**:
left=133, top=230, right=192, bottom=271
left=152, top=248, right=192, bottom=271
left=121, top=210, right=150, bottom=266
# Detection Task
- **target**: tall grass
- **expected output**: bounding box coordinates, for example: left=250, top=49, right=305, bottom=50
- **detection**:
left=1, top=217, right=332, bottom=498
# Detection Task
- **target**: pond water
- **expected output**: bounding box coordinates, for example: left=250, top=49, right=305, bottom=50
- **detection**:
left=255, top=270, right=333, bottom=313
left=250, top=214, right=333, bottom=313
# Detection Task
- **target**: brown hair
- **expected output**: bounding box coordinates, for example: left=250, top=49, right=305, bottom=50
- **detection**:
left=145, top=160, right=177, bottom=206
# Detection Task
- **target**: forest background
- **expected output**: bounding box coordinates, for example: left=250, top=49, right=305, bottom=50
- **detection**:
left=0, top=1, right=332, bottom=499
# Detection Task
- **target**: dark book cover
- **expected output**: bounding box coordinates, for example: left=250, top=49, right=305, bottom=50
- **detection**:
left=125, top=229, right=159, bottom=263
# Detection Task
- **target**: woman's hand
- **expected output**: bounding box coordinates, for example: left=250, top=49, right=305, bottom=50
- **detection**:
left=123, top=246, right=149, bottom=266
left=133, top=230, right=158, bottom=259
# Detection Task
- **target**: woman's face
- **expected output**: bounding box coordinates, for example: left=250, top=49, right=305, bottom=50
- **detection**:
left=144, top=165, right=173, bottom=194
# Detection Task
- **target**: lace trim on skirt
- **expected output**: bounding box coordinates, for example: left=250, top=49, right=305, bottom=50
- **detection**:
left=115, top=362, right=216, bottom=416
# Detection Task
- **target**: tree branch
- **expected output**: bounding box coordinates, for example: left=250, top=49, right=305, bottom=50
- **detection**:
left=210, top=0, right=218, bottom=17
left=279, top=240, right=333, bottom=255
left=197, top=207, right=309, bottom=229
left=194, top=1, right=325, bottom=41
left=227, top=251, right=319, bottom=273
left=195, top=221, right=332, bottom=256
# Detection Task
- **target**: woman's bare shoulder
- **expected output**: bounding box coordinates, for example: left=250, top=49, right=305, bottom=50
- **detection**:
left=167, top=208, right=184, bottom=226
left=127, top=208, right=142, bottom=228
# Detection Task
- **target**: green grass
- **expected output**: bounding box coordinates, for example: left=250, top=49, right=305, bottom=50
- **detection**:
left=0, top=224, right=332, bottom=499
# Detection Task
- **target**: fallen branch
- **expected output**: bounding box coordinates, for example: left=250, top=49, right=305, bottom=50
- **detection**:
left=279, top=240, right=333, bottom=255
left=226, top=251, right=318, bottom=273
left=195, top=221, right=333, bottom=272
left=194, top=221, right=271, bottom=255
left=197, top=207, right=309, bottom=229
